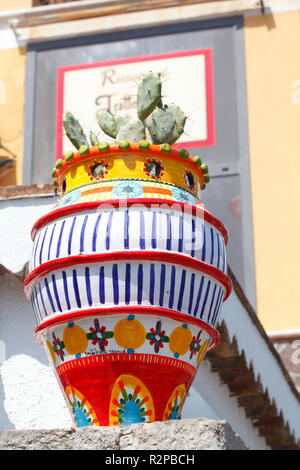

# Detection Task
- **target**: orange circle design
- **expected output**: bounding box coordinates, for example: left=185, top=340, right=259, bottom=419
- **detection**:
left=169, top=324, right=193, bottom=358
left=113, top=315, right=146, bottom=352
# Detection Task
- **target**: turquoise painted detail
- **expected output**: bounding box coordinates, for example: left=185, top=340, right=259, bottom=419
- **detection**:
left=170, top=187, right=196, bottom=205
left=112, top=181, right=144, bottom=199
left=57, top=188, right=82, bottom=208
left=169, top=409, right=179, bottom=420
left=121, top=400, right=145, bottom=427
left=74, top=406, right=91, bottom=428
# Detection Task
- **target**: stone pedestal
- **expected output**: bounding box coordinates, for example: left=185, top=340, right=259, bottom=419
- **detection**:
left=0, top=418, right=247, bottom=450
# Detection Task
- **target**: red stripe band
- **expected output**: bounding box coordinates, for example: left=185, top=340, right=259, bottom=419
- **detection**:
left=56, top=354, right=198, bottom=378
left=24, top=250, right=232, bottom=300
left=34, top=305, right=220, bottom=350
left=31, top=198, right=228, bottom=245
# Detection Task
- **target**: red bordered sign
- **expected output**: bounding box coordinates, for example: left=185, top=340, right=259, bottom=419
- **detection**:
left=56, top=49, right=215, bottom=161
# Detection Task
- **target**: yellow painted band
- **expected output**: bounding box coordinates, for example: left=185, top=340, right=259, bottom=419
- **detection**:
left=59, top=152, right=202, bottom=197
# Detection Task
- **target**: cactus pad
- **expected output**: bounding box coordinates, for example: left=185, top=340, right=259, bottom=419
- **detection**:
left=115, top=115, right=129, bottom=131
left=98, top=112, right=130, bottom=139
left=146, top=108, right=176, bottom=144
left=137, top=72, right=162, bottom=121
left=116, top=120, right=146, bottom=142
left=98, top=111, right=118, bottom=139
left=63, top=111, right=88, bottom=150
left=164, top=103, right=186, bottom=144
left=89, top=131, right=99, bottom=146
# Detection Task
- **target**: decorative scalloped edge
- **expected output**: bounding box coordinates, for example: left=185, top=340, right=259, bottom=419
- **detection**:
left=52, top=142, right=210, bottom=191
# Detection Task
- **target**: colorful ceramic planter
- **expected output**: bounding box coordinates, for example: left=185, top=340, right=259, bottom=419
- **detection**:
left=35, top=309, right=218, bottom=427
left=29, top=199, right=227, bottom=273
left=25, top=255, right=230, bottom=327
left=25, top=143, right=231, bottom=428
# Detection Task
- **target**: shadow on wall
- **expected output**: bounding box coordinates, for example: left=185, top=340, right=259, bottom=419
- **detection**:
left=245, top=10, right=276, bottom=30
left=0, top=272, right=72, bottom=430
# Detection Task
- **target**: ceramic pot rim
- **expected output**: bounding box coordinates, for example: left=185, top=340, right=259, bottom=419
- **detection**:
left=34, top=305, right=220, bottom=350
left=24, top=250, right=232, bottom=300
left=54, top=143, right=206, bottom=187
left=30, top=198, right=228, bottom=245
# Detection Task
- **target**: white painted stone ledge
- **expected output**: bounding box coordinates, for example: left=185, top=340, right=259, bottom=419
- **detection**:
left=0, top=418, right=247, bottom=450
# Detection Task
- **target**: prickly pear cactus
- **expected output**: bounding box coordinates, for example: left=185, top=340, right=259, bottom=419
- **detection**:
left=98, top=111, right=119, bottom=139
left=63, top=111, right=88, bottom=150
left=164, top=103, right=186, bottom=144
left=89, top=131, right=99, bottom=146
left=115, top=115, right=129, bottom=132
left=116, top=120, right=146, bottom=142
left=56, top=71, right=210, bottom=191
left=146, top=108, right=176, bottom=145
left=137, top=71, right=162, bottom=121
left=63, top=71, right=188, bottom=147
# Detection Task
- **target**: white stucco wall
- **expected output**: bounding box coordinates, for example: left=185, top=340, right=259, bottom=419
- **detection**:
left=0, top=195, right=59, bottom=275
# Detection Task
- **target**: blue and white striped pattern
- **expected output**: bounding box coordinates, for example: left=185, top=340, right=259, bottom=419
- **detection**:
left=29, top=208, right=226, bottom=274
left=29, top=260, right=226, bottom=328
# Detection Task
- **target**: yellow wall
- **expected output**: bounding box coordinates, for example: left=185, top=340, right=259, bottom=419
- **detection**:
left=244, top=10, right=300, bottom=331
left=0, top=47, right=26, bottom=186
left=0, top=1, right=30, bottom=185
left=0, top=0, right=32, bottom=13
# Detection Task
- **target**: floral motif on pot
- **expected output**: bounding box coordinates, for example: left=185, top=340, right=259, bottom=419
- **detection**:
left=86, top=319, right=114, bottom=352
left=146, top=320, right=169, bottom=353
left=52, top=332, right=65, bottom=361
left=189, top=330, right=202, bottom=359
